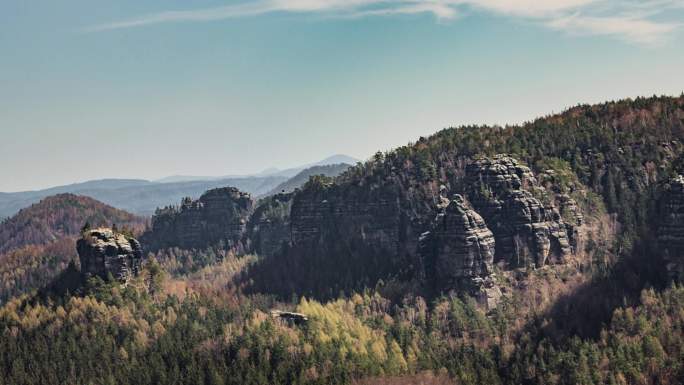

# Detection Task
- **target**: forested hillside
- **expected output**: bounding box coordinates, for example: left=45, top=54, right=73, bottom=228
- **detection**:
left=0, top=194, right=145, bottom=253
left=247, top=95, right=684, bottom=301
left=0, top=260, right=682, bottom=385
left=0, top=96, right=683, bottom=384
left=0, top=194, right=146, bottom=303
left=266, top=163, right=353, bottom=195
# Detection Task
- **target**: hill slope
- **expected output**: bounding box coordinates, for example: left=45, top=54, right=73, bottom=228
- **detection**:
left=154, top=154, right=361, bottom=183
left=247, top=95, right=684, bottom=302
left=0, top=193, right=146, bottom=254
left=2, top=96, right=684, bottom=385
left=266, top=163, right=353, bottom=195
left=0, top=194, right=146, bottom=302
left=0, top=176, right=287, bottom=218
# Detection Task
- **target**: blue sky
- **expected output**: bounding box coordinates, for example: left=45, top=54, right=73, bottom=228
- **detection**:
left=1, top=0, right=683, bottom=191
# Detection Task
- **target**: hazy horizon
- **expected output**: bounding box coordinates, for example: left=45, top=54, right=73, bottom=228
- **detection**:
left=0, top=153, right=361, bottom=193
left=2, top=1, right=684, bottom=192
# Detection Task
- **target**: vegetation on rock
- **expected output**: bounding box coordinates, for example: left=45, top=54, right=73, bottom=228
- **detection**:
left=1, top=95, right=684, bottom=384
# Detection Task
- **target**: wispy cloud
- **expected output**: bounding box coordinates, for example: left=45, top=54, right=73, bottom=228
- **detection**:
left=461, top=0, right=597, bottom=18
left=546, top=14, right=679, bottom=45
left=86, top=0, right=683, bottom=45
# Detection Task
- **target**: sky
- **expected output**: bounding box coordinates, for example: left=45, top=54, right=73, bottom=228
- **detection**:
left=1, top=0, right=683, bottom=192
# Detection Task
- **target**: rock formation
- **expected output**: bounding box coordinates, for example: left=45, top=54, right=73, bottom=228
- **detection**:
left=248, top=193, right=294, bottom=258
left=145, top=155, right=586, bottom=306
left=420, top=194, right=495, bottom=287
left=270, top=310, right=308, bottom=326
left=658, top=175, right=684, bottom=281
left=77, top=227, right=143, bottom=284
left=465, top=155, right=573, bottom=268
left=419, top=194, right=502, bottom=307
left=558, top=193, right=584, bottom=248
left=267, top=155, right=579, bottom=303
left=143, top=187, right=253, bottom=251
left=289, top=178, right=403, bottom=254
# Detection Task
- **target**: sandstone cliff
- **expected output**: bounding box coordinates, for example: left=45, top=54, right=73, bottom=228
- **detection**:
left=289, top=176, right=405, bottom=254
left=77, top=227, right=143, bottom=284
left=465, top=155, right=574, bottom=268
left=419, top=194, right=496, bottom=296
left=247, top=193, right=293, bottom=258
left=142, top=187, right=253, bottom=251
left=248, top=154, right=586, bottom=301
left=658, top=175, right=684, bottom=281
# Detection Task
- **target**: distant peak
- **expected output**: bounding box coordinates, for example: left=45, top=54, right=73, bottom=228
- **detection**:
left=314, top=154, right=360, bottom=166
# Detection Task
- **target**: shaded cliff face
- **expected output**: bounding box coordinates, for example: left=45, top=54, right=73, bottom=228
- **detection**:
left=248, top=155, right=586, bottom=301
left=155, top=97, right=684, bottom=301
left=658, top=175, right=684, bottom=281
left=247, top=193, right=293, bottom=258
left=77, top=228, right=143, bottom=284
left=246, top=174, right=423, bottom=300
left=465, top=155, right=574, bottom=268
left=419, top=194, right=495, bottom=291
left=142, top=187, right=253, bottom=251
left=289, top=178, right=405, bottom=254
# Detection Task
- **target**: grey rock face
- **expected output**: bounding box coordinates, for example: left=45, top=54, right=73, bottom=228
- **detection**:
left=558, top=193, right=583, bottom=248
left=466, top=155, right=537, bottom=192
left=282, top=155, right=579, bottom=301
left=289, top=183, right=403, bottom=254
left=270, top=310, right=308, bottom=326
left=248, top=193, right=293, bottom=258
left=144, top=187, right=253, bottom=250
left=77, top=228, right=143, bottom=284
left=465, top=155, right=572, bottom=268
left=658, top=175, right=684, bottom=281
left=282, top=177, right=419, bottom=292
left=558, top=194, right=584, bottom=227
left=425, top=195, right=495, bottom=288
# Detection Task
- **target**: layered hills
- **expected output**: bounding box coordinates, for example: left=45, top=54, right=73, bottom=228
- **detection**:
left=266, top=163, right=352, bottom=195
left=0, top=155, right=360, bottom=219
left=155, top=154, right=359, bottom=183
left=0, top=176, right=286, bottom=219
left=2, top=96, right=684, bottom=385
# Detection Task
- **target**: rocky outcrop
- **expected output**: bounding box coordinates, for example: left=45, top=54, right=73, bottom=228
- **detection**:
left=658, top=175, right=684, bottom=281
left=264, top=155, right=579, bottom=302
left=418, top=193, right=503, bottom=307
left=143, top=187, right=253, bottom=251
left=270, top=310, right=308, bottom=326
left=558, top=193, right=583, bottom=248
left=247, top=154, right=587, bottom=304
left=465, top=155, right=573, bottom=268
left=77, top=227, right=143, bottom=284
left=289, top=177, right=404, bottom=254
left=420, top=194, right=495, bottom=289
left=248, top=193, right=294, bottom=258
left=243, top=175, right=422, bottom=299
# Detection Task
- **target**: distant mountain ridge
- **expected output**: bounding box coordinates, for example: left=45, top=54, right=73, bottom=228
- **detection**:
left=266, top=163, right=353, bottom=195
left=0, top=155, right=360, bottom=218
left=155, top=154, right=360, bottom=183
left=0, top=176, right=287, bottom=218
